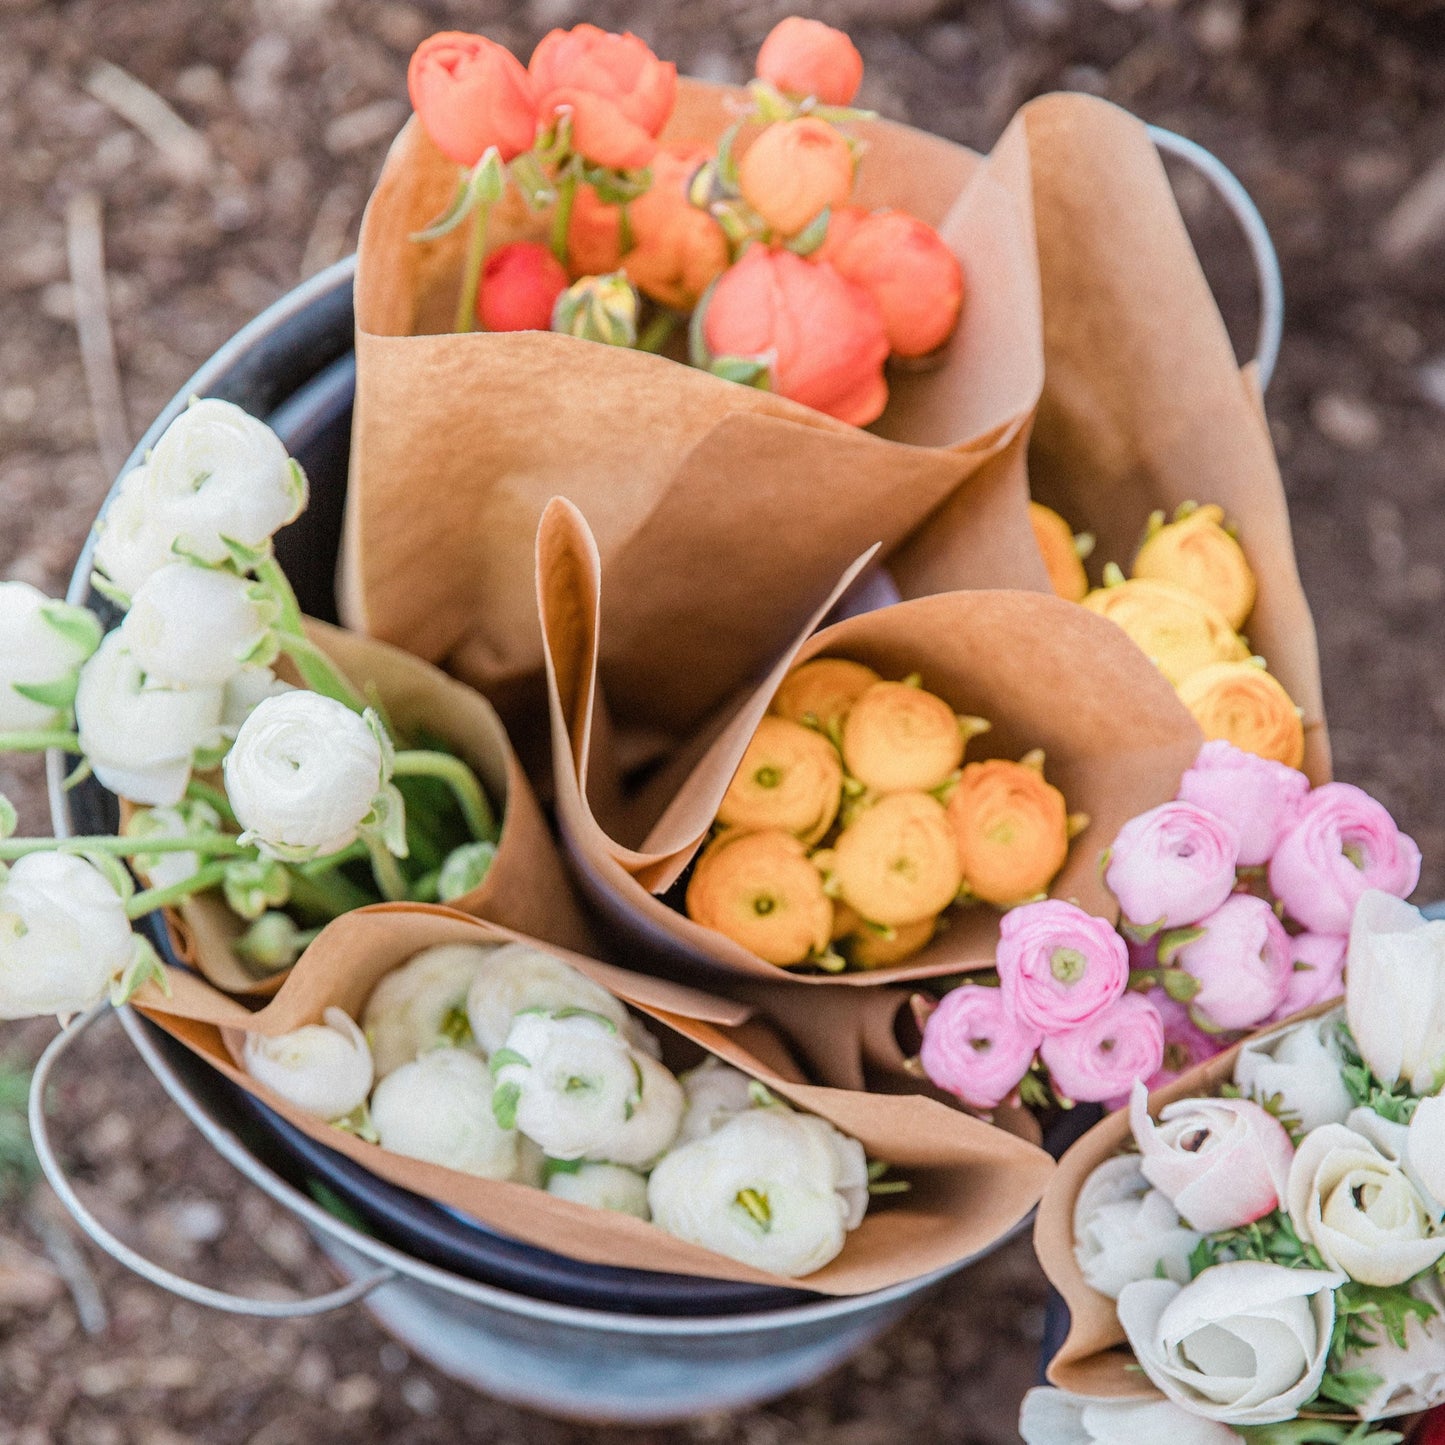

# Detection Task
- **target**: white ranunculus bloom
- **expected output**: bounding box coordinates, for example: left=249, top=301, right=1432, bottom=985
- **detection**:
left=224, top=692, right=392, bottom=860
left=1018, top=1387, right=1244, bottom=1445
left=1346, top=890, right=1445, bottom=1095
left=0, top=582, right=100, bottom=731
left=1072, top=1154, right=1201, bottom=1300
left=464, top=944, right=628, bottom=1055
left=92, top=464, right=180, bottom=598
left=1234, top=1010, right=1354, bottom=1135
left=123, top=800, right=221, bottom=891
left=647, top=1108, right=860, bottom=1278
left=370, top=1049, right=517, bottom=1180
left=1346, top=1106, right=1445, bottom=1222
left=1339, top=1273, right=1445, bottom=1420
left=794, top=1112, right=870, bottom=1228
left=1116, top=1261, right=1343, bottom=1426
left=122, top=564, right=270, bottom=689
left=546, top=1162, right=651, bottom=1219
left=242, top=1007, right=373, bottom=1121
left=597, top=1049, right=684, bottom=1169
left=220, top=665, right=292, bottom=737
left=676, top=1058, right=758, bottom=1146
left=75, top=630, right=224, bottom=806
left=362, top=944, right=493, bottom=1078
left=0, top=853, right=137, bottom=1020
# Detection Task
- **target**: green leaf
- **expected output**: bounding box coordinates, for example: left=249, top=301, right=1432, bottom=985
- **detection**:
left=1240, top=1423, right=1402, bottom=1445
left=492, top=1080, right=522, bottom=1132
left=488, top=1048, right=529, bottom=1071
left=709, top=354, right=773, bottom=388
left=541, top=1156, right=583, bottom=1181
left=1334, top=1278, right=1438, bottom=1351
left=1312, top=1365, right=1382, bottom=1410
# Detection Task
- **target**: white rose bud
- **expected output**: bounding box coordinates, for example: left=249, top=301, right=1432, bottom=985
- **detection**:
left=676, top=1058, right=758, bottom=1146
left=224, top=692, right=395, bottom=860
left=1338, top=1274, right=1445, bottom=1421
left=0, top=853, right=137, bottom=1020
left=1234, top=1010, right=1354, bottom=1135
left=1072, top=1154, right=1201, bottom=1300
left=546, top=1162, right=651, bottom=1219
left=1117, top=1261, right=1343, bottom=1426
left=92, top=465, right=180, bottom=599
left=362, top=944, right=492, bottom=1078
left=464, top=944, right=628, bottom=1055
left=75, top=630, right=224, bottom=806
left=122, top=564, right=270, bottom=689
left=1019, top=1387, right=1245, bottom=1445
left=370, top=1049, right=517, bottom=1180
left=242, top=1007, right=373, bottom=1121
left=0, top=582, right=101, bottom=731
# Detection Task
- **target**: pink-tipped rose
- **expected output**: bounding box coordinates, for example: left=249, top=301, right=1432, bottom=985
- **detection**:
left=1270, top=932, right=1347, bottom=1023
left=1269, top=782, right=1421, bottom=935
left=997, top=898, right=1129, bottom=1035
left=1040, top=995, right=1164, bottom=1105
left=1105, top=802, right=1241, bottom=938
left=1130, top=1082, right=1295, bottom=1233
left=1176, top=740, right=1310, bottom=867
left=1170, top=893, right=1292, bottom=1032
left=919, top=985, right=1041, bottom=1111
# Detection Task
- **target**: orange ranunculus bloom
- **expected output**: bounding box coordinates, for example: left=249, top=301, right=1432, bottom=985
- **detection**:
left=1132, top=503, right=1257, bottom=631
left=841, top=681, right=966, bottom=794
left=566, top=184, right=628, bottom=277
left=946, top=758, right=1070, bottom=907
left=477, top=242, right=570, bottom=332
left=833, top=906, right=938, bottom=969
left=770, top=657, right=881, bottom=731
left=529, top=24, right=676, bottom=171
left=738, top=118, right=855, bottom=237
left=717, top=716, right=843, bottom=846
left=822, top=791, right=962, bottom=927
left=756, top=16, right=864, bottom=106
left=704, top=248, right=889, bottom=426
left=823, top=209, right=963, bottom=357
left=1176, top=661, right=1305, bottom=769
left=1029, top=502, right=1089, bottom=602
left=1081, top=578, right=1247, bottom=686
left=623, top=146, right=728, bottom=309
left=408, top=31, right=539, bottom=166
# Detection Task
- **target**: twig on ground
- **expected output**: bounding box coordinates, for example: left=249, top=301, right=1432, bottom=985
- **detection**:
left=28, top=1198, right=109, bottom=1336
left=84, top=61, right=211, bottom=183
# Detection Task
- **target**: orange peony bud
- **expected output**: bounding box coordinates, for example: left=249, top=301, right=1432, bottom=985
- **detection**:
left=1029, top=502, right=1089, bottom=603
left=623, top=146, right=728, bottom=309
left=1132, top=503, right=1257, bottom=631
left=841, top=681, right=966, bottom=794
left=1176, top=662, right=1305, bottom=769
left=822, top=791, right=962, bottom=927
left=1081, top=578, right=1247, bottom=686
left=756, top=16, right=864, bottom=106
left=770, top=657, right=881, bottom=731
left=477, top=242, right=570, bottom=332
left=717, top=716, right=843, bottom=846
left=738, top=119, right=855, bottom=237
left=408, top=31, right=539, bottom=167
left=686, top=829, right=833, bottom=967
left=946, top=758, right=1070, bottom=907
left=703, top=248, right=889, bottom=426
left=823, top=209, right=963, bottom=357
left=529, top=25, right=676, bottom=171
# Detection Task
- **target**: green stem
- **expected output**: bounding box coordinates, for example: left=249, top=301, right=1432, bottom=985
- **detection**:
left=285, top=865, right=373, bottom=920
left=185, top=779, right=236, bottom=823
left=549, top=167, right=578, bottom=267
left=408, top=869, right=441, bottom=902
left=0, top=730, right=80, bottom=753
left=637, top=310, right=678, bottom=354
left=453, top=198, right=491, bottom=334
left=251, top=556, right=366, bottom=713
left=126, top=861, right=230, bottom=918
left=297, top=841, right=367, bottom=878
left=392, top=751, right=497, bottom=843
left=363, top=834, right=408, bottom=902
left=0, top=832, right=250, bottom=861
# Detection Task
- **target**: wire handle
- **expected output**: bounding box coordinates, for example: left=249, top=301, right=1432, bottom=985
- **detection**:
left=29, top=1002, right=396, bottom=1318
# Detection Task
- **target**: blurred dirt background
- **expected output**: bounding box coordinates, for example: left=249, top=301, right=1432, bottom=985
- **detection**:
left=4, top=0, right=1445, bottom=1439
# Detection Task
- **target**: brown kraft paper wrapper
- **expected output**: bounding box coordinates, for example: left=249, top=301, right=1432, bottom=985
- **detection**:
left=340, top=79, right=1046, bottom=753
left=131, top=905, right=1054, bottom=1296
left=538, top=498, right=1204, bottom=988
left=1013, top=92, right=1330, bottom=782
left=159, top=619, right=592, bottom=996
left=1033, top=1000, right=1341, bottom=1399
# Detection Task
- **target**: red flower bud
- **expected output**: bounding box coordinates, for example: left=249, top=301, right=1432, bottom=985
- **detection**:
left=739, top=118, right=855, bottom=237
left=407, top=32, right=539, bottom=166
left=530, top=25, right=676, bottom=172
left=704, top=247, right=889, bottom=426
left=477, top=242, right=570, bottom=332
left=824, top=208, right=964, bottom=357
left=756, top=17, right=864, bottom=107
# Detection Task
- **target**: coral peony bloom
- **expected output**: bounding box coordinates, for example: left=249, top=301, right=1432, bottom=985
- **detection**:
left=477, top=242, right=570, bottom=331
left=686, top=828, right=832, bottom=966
left=717, top=716, right=843, bottom=845
left=623, top=146, right=728, bottom=309
left=1171, top=893, right=1293, bottom=1032
left=1132, top=503, right=1257, bottom=631
left=704, top=247, right=890, bottom=425
left=530, top=24, right=676, bottom=171
left=947, top=758, right=1070, bottom=907
left=1177, top=661, right=1306, bottom=770
left=408, top=31, right=539, bottom=166
left=920, top=984, right=1041, bottom=1110
left=822, top=208, right=964, bottom=357
left=1029, top=502, right=1089, bottom=603
left=997, top=899, right=1129, bottom=1035
left=1175, top=739, right=1310, bottom=867
left=823, top=791, right=962, bottom=927
left=1105, top=801, right=1240, bottom=936
left=1041, top=994, right=1165, bottom=1104
left=841, top=680, right=964, bottom=794
left=1081, top=579, right=1247, bottom=686
left=771, top=657, right=880, bottom=731
left=756, top=16, right=864, bottom=106
left=738, top=118, right=855, bottom=237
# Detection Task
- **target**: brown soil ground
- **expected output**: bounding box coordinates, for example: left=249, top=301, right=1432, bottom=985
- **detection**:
left=3, top=0, right=1445, bottom=1440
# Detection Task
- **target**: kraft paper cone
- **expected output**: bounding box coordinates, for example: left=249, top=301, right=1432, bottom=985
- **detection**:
left=133, top=905, right=1054, bottom=1296
left=539, top=499, right=1204, bottom=988
left=341, top=79, right=1044, bottom=749
left=1016, top=92, right=1330, bottom=782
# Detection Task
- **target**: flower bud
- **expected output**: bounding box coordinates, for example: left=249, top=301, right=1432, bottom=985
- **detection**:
left=919, top=983, right=1041, bottom=1110
left=436, top=840, right=497, bottom=901
left=622, top=147, right=728, bottom=310
left=717, top=716, right=842, bottom=845
left=546, top=1161, right=650, bottom=1218
left=477, top=242, right=570, bottom=332
left=122, top=563, right=270, bottom=689
left=947, top=758, right=1070, bottom=907
left=1170, top=893, right=1292, bottom=1032
left=372, top=1048, right=518, bottom=1179
left=739, top=118, right=854, bottom=237
left=1177, top=661, right=1305, bottom=770
left=124, top=799, right=221, bottom=891
left=463, top=943, right=628, bottom=1056
left=826, top=791, right=961, bottom=928
left=92, top=466, right=179, bottom=599
left=996, top=899, right=1129, bottom=1035
left=0, top=583, right=101, bottom=731
left=363, top=943, right=493, bottom=1078
left=551, top=271, right=639, bottom=346
left=1081, top=578, right=1247, bottom=686
left=1028, top=503, right=1089, bottom=603
left=755, top=17, right=864, bottom=106
left=242, top=1007, right=374, bottom=1121
left=234, top=911, right=314, bottom=973
left=769, top=657, right=879, bottom=731
left=408, top=31, right=539, bottom=166
left=1133, top=504, right=1256, bottom=631
left=840, top=681, right=964, bottom=794
left=1041, top=994, right=1165, bottom=1104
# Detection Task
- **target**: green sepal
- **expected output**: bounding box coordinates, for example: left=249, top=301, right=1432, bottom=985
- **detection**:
left=71, top=847, right=135, bottom=901
left=541, top=1156, right=584, bottom=1181
left=488, top=1048, right=529, bottom=1071
left=11, top=676, right=79, bottom=712
left=584, top=162, right=652, bottom=205
left=0, top=796, right=15, bottom=841
left=39, top=600, right=103, bottom=658
left=1160, top=966, right=1202, bottom=1002
left=747, top=1080, right=780, bottom=1109
left=285, top=458, right=309, bottom=517
left=222, top=857, right=290, bottom=920
left=714, top=120, right=742, bottom=192
left=218, top=534, right=274, bottom=573
left=411, top=149, right=505, bottom=242
left=784, top=207, right=831, bottom=257
left=1239, top=1423, right=1402, bottom=1445
left=333, top=1104, right=379, bottom=1145
left=88, top=570, right=132, bottom=610
left=111, top=934, right=169, bottom=1007
left=551, top=1006, right=618, bottom=1032
left=492, top=1080, right=522, bottom=1131
left=509, top=151, right=556, bottom=211
left=708, top=355, right=773, bottom=388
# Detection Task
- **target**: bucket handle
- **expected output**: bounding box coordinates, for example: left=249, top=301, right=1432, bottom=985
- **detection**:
left=29, top=1001, right=397, bottom=1318
left=1147, top=124, right=1284, bottom=393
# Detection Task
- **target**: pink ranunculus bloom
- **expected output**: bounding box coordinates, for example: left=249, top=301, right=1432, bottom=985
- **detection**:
left=1105, top=802, right=1241, bottom=938
left=1269, top=782, right=1421, bottom=935
left=919, top=984, right=1041, bottom=1111
left=1176, top=740, right=1311, bottom=867
left=1110, top=988, right=1228, bottom=1106
left=1171, top=893, right=1293, bottom=1033
left=997, top=898, right=1130, bottom=1035
left=1129, top=1081, right=1295, bottom=1233
left=1040, top=994, right=1165, bottom=1105
left=1268, top=932, right=1347, bottom=1023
